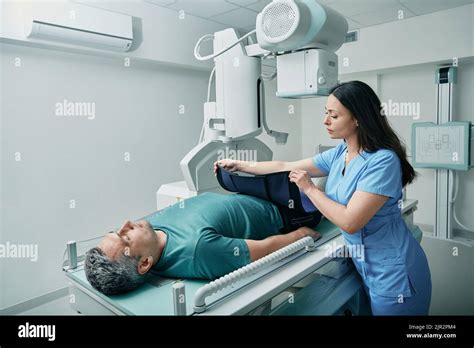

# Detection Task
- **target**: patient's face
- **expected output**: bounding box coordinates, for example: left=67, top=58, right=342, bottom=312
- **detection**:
left=98, top=220, right=157, bottom=261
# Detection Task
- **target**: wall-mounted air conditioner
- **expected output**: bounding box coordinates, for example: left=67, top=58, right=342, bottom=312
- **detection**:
left=25, top=2, right=133, bottom=52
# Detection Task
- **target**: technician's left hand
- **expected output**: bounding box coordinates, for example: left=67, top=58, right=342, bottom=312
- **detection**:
left=289, top=169, right=316, bottom=195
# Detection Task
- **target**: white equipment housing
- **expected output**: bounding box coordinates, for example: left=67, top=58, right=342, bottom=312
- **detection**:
left=256, top=0, right=347, bottom=97
left=25, top=2, right=133, bottom=52
left=165, top=0, right=348, bottom=200
left=275, top=48, right=338, bottom=98
left=256, top=0, right=348, bottom=52
left=180, top=29, right=272, bottom=192
left=213, top=29, right=262, bottom=141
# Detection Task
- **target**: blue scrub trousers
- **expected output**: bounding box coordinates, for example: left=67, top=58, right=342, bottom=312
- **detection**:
left=363, top=278, right=431, bottom=315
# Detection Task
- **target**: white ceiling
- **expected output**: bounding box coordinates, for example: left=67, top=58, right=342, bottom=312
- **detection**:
left=145, top=0, right=474, bottom=31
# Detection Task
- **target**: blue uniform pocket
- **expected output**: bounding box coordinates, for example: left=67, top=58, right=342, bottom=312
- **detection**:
left=378, top=247, right=404, bottom=265
left=362, top=247, right=412, bottom=298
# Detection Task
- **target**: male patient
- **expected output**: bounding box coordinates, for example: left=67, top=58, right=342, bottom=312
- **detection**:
left=85, top=192, right=320, bottom=295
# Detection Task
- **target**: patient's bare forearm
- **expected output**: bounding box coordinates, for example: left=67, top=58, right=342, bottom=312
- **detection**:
left=247, top=227, right=316, bottom=261
left=238, top=160, right=287, bottom=175
left=265, top=229, right=306, bottom=254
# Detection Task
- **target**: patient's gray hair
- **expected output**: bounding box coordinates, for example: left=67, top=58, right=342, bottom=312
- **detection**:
left=84, top=247, right=147, bottom=295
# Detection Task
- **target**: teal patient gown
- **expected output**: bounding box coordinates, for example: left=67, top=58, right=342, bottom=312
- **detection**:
left=313, top=142, right=432, bottom=315
left=143, top=192, right=284, bottom=280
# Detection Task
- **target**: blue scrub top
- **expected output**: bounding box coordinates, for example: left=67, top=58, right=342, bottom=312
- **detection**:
left=143, top=192, right=284, bottom=280
left=313, top=142, right=430, bottom=298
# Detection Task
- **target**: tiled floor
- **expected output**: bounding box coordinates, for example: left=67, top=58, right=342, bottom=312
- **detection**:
left=17, top=296, right=80, bottom=315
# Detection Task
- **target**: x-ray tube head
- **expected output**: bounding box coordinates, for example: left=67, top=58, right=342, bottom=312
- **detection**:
left=256, top=0, right=348, bottom=53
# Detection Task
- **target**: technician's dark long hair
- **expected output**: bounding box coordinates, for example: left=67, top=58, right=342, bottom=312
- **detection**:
left=329, top=81, right=416, bottom=187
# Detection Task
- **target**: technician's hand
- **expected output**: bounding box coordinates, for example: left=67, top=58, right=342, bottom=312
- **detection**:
left=289, top=169, right=315, bottom=195
left=213, top=159, right=240, bottom=175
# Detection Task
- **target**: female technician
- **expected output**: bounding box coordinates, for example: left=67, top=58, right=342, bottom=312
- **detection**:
left=214, top=81, right=431, bottom=315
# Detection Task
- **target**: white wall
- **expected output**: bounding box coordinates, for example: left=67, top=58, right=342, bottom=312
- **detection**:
left=421, top=236, right=474, bottom=315
left=336, top=4, right=474, bottom=74
left=0, top=42, right=204, bottom=309
left=0, top=2, right=303, bottom=310
left=0, top=0, right=220, bottom=70
left=0, top=42, right=302, bottom=311
left=379, top=67, right=438, bottom=227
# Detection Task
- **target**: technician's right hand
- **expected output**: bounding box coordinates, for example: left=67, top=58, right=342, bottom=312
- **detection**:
left=213, top=159, right=240, bottom=175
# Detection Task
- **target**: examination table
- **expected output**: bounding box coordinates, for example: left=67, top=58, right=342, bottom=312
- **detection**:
left=63, top=200, right=421, bottom=316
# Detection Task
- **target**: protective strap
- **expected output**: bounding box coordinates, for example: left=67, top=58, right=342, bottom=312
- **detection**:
left=216, top=168, right=318, bottom=213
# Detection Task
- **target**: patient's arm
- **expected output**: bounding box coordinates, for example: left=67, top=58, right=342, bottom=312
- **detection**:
left=245, top=227, right=320, bottom=262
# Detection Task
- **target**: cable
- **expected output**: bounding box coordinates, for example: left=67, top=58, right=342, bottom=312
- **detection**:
left=198, top=123, right=205, bottom=144
left=453, top=208, right=472, bottom=233
left=193, top=33, right=214, bottom=60
left=261, top=69, right=277, bottom=81
left=194, top=30, right=257, bottom=61
left=207, top=67, right=216, bottom=103
left=261, top=52, right=277, bottom=81
left=199, top=66, right=216, bottom=144
left=260, top=78, right=270, bottom=132
left=449, top=169, right=456, bottom=203
left=259, top=78, right=288, bottom=144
